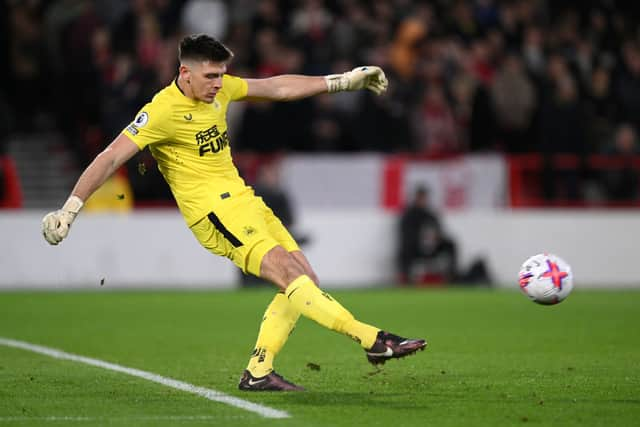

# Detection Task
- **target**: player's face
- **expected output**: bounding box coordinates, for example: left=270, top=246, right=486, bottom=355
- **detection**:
left=187, top=60, right=227, bottom=103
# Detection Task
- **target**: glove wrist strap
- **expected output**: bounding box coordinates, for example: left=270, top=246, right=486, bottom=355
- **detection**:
left=62, top=195, right=84, bottom=215
left=324, top=74, right=349, bottom=93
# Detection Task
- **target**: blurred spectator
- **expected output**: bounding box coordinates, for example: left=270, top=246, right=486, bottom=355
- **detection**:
left=468, top=81, right=495, bottom=151
left=43, top=0, right=104, bottom=163
left=101, top=52, right=154, bottom=143
left=474, top=0, right=500, bottom=31
left=449, top=73, right=474, bottom=149
left=381, top=17, right=428, bottom=152
left=522, top=26, right=545, bottom=77
left=8, top=1, right=48, bottom=130
left=497, top=0, right=523, bottom=50
left=447, top=0, right=479, bottom=44
left=584, top=66, right=617, bottom=153
left=389, top=18, right=426, bottom=82
left=468, top=39, right=496, bottom=86
left=330, top=1, right=373, bottom=61
left=615, top=42, right=640, bottom=132
left=290, top=0, right=334, bottom=68
left=237, top=40, right=313, bottom=152
left=112, top=0, right=151, bottom=55
left=417, top=86, right=463, bottom=154
left=254, top=159, right=294, bottom=229
left=540, top=74, right=586, bottom=201
left=310, top=94, right=351, bottom=151
left=600, top=124, right=640, bottom=201
left=137, top=13, right=163, bottom=71
left=491, top=54, right=536, bottom=152
left=397, top=186, right=457, bottom=285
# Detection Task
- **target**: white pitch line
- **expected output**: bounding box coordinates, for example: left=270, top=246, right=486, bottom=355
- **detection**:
left=0, top=415, right=238, bottom=423
left=0, top=337, right=290, bottom=419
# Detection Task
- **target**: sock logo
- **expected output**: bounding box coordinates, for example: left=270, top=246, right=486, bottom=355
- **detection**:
left=251, top=347, right=268, bottom=363
left=251, top=347, right=267, bottom=363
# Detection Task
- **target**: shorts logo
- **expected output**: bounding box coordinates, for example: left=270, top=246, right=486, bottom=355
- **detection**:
left=184, top=113, right=192, bottom=121
left=243, top=226, right=257, bottom=236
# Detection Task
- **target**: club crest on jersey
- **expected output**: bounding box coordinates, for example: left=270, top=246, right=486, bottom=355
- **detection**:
left=196, top=124, right=229, bottom=156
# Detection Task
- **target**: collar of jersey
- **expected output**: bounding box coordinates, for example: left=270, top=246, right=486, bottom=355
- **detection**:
left=172, top=76, right=200, bottom=106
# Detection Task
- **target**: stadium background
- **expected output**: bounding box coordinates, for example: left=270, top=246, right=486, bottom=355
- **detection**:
left=1, top=2, right=640, bottom=427
left=1, top=0, right=640, bottom=288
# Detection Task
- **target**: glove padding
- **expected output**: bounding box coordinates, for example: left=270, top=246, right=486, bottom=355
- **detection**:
left=42, top=196, right=83, bottom=245
left=325, top=66, right=388, bottom=95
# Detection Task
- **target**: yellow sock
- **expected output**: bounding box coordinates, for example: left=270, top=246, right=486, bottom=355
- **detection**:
left=285, top=275, right=379, bottom=349
left=246, top=293, right=300, bottom=378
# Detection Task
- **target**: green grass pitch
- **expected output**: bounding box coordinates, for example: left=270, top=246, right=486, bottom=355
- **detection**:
left=0, top=288, right=639, bottom=426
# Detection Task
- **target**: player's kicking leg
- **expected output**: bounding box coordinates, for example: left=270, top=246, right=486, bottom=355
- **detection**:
left=243, top=246, right=426, bottom=391
left=288, top=250, right=427, bottom=365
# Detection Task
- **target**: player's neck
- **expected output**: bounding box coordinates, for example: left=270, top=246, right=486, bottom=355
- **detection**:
left=176, top=76, right=197, bottom=101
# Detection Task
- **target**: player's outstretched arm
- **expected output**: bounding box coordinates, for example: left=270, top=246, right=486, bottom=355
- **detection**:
left=245, top=66, right=388, bottom=101
left=42, top=134, right=139, bottom=245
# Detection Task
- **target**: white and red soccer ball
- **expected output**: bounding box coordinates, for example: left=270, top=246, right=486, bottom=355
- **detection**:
left=518, top=253, right=573, bottom=305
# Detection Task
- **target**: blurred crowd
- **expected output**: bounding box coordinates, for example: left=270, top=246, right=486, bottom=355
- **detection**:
left=2, top=0, right=640, bottom=202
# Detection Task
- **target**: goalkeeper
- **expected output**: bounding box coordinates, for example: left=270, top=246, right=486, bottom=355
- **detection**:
left=42, top=34, right=426, bottom=391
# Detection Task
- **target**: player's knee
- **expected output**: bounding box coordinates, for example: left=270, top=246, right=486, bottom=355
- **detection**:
left=290, top=250, right=319, bottom=286
left=260, top=246, right=306, bottom=290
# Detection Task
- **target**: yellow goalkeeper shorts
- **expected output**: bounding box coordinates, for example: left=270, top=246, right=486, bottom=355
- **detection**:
left=189, top=191, right=299, bottom=276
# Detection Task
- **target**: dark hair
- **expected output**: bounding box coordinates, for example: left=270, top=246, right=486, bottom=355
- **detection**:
left=178, top=34, right=233, bottom=63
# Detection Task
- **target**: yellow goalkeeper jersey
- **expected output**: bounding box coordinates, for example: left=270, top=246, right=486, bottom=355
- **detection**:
left=123, top=75, right=249, bottom=226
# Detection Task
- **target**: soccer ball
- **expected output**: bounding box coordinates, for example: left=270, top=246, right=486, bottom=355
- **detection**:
left=518, top=253, right=573, bottom=305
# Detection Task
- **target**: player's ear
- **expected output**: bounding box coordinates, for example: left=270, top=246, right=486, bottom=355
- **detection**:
left=179, top=63, right=191, bottom=82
